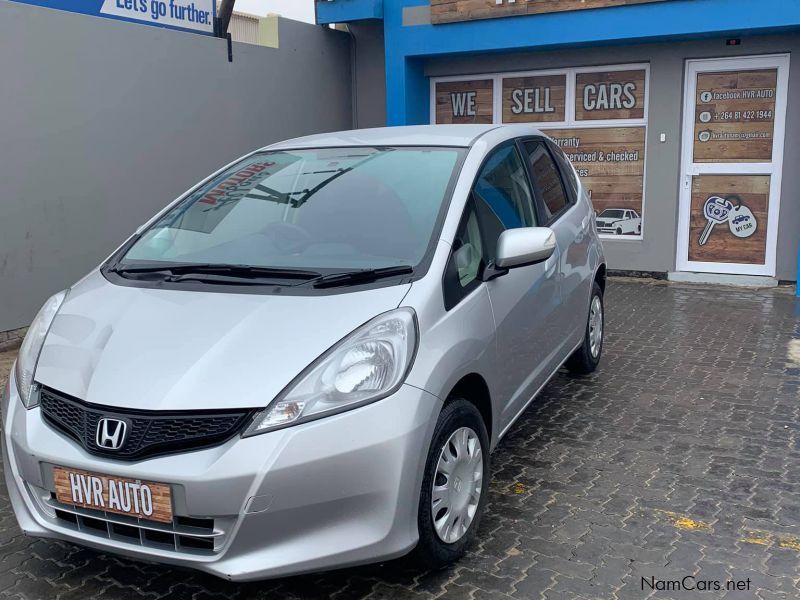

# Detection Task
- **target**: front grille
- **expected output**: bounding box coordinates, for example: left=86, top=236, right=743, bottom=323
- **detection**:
left=43, top=492, right=224, bottom=554
left=39, top=386, right=254, bottom=461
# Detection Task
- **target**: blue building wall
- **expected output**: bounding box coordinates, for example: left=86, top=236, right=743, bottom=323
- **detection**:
left=319, top=0, right=800, bottom=125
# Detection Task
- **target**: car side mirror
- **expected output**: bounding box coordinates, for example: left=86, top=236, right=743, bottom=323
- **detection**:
left=495, top=227, right=556, bottom=269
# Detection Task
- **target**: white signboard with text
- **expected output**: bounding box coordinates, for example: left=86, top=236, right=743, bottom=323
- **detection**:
left=11, top=0, right=215, bottom=35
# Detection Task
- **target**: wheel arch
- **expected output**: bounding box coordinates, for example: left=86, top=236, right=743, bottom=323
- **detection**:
left=594, top=263, right=607, bottom=295
left=445, top=373, right=494, bottom=447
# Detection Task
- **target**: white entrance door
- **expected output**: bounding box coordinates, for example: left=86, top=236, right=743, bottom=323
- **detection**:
left=676, top=54, right=789, bottom=276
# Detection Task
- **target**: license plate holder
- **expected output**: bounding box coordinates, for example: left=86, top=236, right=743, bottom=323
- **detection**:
left=53, top=466, right=173, bottom=524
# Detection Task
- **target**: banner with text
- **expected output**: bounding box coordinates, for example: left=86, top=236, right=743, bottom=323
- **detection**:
left=693, top=69, right=777, bottom=163
left=548, top=127, right=645, bottom=236
left=502, top=74, right=567, bottom=123
left=435, top=79, right=494, bottom=124
left=576, top=69, right=646, bottom=121
left=430, top=0, right=669, bottom=25
left=10, top=0, right=215, bottom=34
left=432, top=65, right=649, bottom=238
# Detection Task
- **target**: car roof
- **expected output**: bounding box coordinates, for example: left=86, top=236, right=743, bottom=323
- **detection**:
left=263, top=124, right=547, bottom=150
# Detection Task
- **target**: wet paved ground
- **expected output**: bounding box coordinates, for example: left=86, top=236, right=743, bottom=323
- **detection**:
left=1, top=279, right=799, bottom=599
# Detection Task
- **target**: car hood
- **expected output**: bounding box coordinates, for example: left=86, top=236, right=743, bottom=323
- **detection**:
left=35, top=271, right=411, bottom=411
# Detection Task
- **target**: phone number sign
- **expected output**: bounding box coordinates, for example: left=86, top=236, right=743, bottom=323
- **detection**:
left=10, top=0, right=215, bottom=34
left=693, top=69, right=778, bottom=163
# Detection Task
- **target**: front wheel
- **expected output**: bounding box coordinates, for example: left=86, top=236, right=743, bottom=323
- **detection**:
left=566, top=281, right=604, bottom=374
left=414, top=399, right=490, bottom=568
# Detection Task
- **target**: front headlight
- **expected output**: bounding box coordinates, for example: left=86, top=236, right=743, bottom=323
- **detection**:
left=244, top=308, right=418, bottom=436
left=15, top=290, right=67, bottom=408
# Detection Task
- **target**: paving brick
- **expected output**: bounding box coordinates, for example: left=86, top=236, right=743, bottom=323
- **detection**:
left=1, top=280, right=799, bottom=598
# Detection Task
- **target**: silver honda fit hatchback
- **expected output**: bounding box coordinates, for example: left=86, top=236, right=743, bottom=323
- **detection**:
left=3, top=125, right=605, bottom=580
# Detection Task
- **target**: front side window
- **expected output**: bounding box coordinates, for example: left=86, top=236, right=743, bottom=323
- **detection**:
left=118, top=147, right=464, bottom=275
left=443, top=200, right=487, bottom=310
left=471, top=145, right=537, bottom=265
left=454, top=203, right=485, bottom=288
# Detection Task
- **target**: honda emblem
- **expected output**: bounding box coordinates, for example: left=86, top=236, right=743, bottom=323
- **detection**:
left=96, top=418, right=128, bottom=450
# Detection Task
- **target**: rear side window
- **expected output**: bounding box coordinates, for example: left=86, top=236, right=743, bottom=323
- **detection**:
left=523, top=141, right=570, bottom=221
left=547, top=140, right=579, bottom=199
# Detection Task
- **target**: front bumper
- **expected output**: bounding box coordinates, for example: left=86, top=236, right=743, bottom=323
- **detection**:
left=2, top=371, right=441, bottom=581
left=596, top=225, right=618, bottom=234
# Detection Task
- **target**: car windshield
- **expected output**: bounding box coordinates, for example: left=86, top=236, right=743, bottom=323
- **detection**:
left=119, top=146, right=464, bottom=274
left=599, top=209, right=625, bottom=219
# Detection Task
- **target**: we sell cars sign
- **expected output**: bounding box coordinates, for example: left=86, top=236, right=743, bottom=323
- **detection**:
left=11, top=0, right=215, bottom=34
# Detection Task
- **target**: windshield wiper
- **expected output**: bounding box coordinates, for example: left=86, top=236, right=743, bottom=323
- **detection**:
left=111, top=263, right=322, bottom=282
left=310, top=265, right=414, bottom=289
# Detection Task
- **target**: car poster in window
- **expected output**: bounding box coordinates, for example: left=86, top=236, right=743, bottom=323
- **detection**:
left=687, top=174, right=769, bottom=264
left=546, top=127, right=645, bottom=236
left=693, top=69, right=777, bottom=163
left=435, top=80, right=494, bottom=124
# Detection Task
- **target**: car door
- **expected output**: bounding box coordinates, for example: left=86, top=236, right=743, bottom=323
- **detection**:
left=467, top=142, right=563, bottom=433
left=522, top=138, right=589, bottom=352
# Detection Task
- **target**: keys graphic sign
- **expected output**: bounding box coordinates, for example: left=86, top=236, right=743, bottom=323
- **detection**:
left=10, top=0, right=215, bottom=34
left=688, top=175, right=769, bottom=265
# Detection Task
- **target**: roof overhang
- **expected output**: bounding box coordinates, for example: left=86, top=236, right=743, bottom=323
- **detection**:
left=316, top=0, right=383, bottom=24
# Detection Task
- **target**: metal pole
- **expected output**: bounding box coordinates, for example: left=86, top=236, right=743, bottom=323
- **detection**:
left=216, top=0, right=235, bottom=38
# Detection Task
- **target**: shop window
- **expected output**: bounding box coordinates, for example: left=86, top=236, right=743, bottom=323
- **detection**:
left=433, top=63, right=649, bottom=239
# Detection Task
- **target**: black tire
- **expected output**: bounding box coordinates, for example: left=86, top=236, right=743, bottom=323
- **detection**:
left=414, top=398, right=490, bottom=569
left=566, top=281, right=604, bottom=374
left=615, top=227, right=623, bottom=235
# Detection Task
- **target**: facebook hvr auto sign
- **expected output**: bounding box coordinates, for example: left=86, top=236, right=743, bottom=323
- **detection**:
left=10, top=0, right=215, bottom=34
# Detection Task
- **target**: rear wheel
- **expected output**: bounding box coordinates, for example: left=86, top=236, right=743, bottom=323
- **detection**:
left=415, top=399, right=489, bottom=568
left=566, top=281, right=604, bottom=374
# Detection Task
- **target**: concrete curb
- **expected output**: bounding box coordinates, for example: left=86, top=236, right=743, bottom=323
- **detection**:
left=0, top=327, right=27, bottom=353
